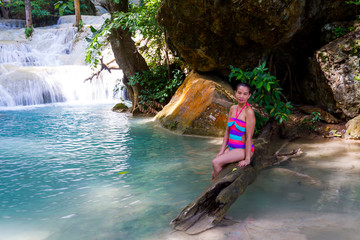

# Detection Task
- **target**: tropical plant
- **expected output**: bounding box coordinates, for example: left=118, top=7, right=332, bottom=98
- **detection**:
left=310, top=111, right=321, bottom=124
left=54, top=0, right=91, bottom=16
left=332, top=27, right=348, bottom=39
left=127, top=65, right=184, bottom=108
left=25, top=24, right=33, bottom=38
left=229, top=62, right=292, bottom=132
left=7, top=0, right=51, bottom=18
left=346, top=0, right=360, bottom=5
left=86, top=0, right=166, bottom=69
left=54, top=1, right=74, bottom=16
left=85, top=19, right=111, bottom=68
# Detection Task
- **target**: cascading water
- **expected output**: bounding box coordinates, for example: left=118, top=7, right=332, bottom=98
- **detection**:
left=0, top=14, right=125, bottom=107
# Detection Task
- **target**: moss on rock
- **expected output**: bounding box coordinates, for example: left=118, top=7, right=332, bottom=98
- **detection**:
left=112, top=103, right=129, bottom=113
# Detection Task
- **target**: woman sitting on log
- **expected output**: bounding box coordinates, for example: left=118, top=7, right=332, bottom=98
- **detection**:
left=212, top=83, right=256, bottom=179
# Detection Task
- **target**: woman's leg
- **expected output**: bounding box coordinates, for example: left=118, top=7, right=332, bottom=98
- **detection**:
left=212, top=149, right=245, bottom=179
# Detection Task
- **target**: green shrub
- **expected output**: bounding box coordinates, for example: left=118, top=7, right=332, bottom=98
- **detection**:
left=25, top=25, right=33, bottom=38
left=229, top=61, right=292, bottom=133
left=128, top=65, right=184, bottom=109
left=332, top=27, right=348, bottom=39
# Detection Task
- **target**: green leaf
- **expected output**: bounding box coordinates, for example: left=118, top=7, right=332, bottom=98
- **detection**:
left=118, top=171, right=130, bottom=174
left=90, top=26, right=97, bottom=33
left=256, top=81, right=263, bottom=88
left=266, top=83, right=271, bottom=92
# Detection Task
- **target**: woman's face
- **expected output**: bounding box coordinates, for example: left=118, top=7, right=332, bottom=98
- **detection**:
left=235, top=86, right=251, bottom=104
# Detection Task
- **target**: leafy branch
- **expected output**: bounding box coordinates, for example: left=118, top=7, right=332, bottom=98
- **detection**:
left=229, top=62, right=292, bottom=132
left=85, top=0, right=166, bottom=69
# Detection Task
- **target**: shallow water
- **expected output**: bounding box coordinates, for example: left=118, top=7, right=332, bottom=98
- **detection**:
left=1, top=105, right=360, bottom=240
left=158, top=138, right=360, bottom=240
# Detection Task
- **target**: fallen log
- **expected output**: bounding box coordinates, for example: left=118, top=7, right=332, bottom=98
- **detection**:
left=171, top=123, right=276, bottom=234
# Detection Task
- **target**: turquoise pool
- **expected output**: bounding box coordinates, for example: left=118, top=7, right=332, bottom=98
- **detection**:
left=1, top=104, right=360, bottom=240
left=0, top=104, right=218, bottom=240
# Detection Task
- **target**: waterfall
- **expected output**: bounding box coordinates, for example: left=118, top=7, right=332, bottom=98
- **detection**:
left=0, top=14, right=126, bottom=108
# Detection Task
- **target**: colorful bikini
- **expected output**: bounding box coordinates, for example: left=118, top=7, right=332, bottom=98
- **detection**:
left=227, top=103, right=255, bottom=152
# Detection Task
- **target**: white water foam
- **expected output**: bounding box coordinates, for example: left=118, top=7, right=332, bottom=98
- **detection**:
left=0, top=14, right=125, bottom=107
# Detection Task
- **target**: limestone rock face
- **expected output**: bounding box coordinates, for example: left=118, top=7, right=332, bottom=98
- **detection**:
left=304, top=28, right=360, bottom=119
left=158, top=0, right=354, bottom=73
left=345, top=115, right=360, bottom=139
left=154, top=71, right=235, bottom=137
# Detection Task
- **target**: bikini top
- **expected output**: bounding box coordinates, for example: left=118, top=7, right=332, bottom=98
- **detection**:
left=227, top=103, right=249, bottom=133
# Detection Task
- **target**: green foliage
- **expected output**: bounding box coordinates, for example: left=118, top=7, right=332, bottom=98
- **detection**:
left=0, top=1, right=3, bottom=6
left=332, top=27, right=348, bottom=39
left=310, top=111, right=321, bottom=124
left=346, top=0, right=360, bottom=5
left=54, top=0, right=90, bottom=16
left=25, top=24, right=33, bottom=38
left=77, top=19, right=83, bottom=31
left=128, top=65, right=184, bottom=106
left=86, top=0, right=165, bottom=69
left=7, top=0, right=51, bottom=18
left=54, top=0, right=74, bottom=16
left=229, top=62, right=292, bottom=132
left=112, top=0, right=164, bottom=66
left=112, top=0, right=162, bottom=42
left=304, top=111, right=322, bottom=131
left=85, top=19, right=111, bottom=68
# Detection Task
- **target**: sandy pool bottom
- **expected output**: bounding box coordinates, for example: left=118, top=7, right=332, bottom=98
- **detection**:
left=152, top=138, right=360, bottom=240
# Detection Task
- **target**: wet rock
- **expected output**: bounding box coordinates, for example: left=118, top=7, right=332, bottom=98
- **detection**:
left=154, top=71, right=235, bottom=137
left=112, top=102, right=129, bottom=112
left=345, top=115, right=360, bottom=139
left=304, top=27, right=360, bottom=119
left=298, top=105, right=339, bottom=124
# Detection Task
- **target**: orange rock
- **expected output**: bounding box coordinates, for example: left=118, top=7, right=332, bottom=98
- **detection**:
left=155, top=71, right=235, bottom=137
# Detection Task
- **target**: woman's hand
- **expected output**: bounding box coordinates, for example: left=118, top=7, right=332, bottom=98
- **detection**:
left=238, top=159, right=250, bottom=167
left=216, top=151, right=224, bottom=157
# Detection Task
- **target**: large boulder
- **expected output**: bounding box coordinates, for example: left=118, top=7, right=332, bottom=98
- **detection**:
left=158, top=0, right=354, bottom=74
left=304, top=27, right=360, bottom=119
left=154, top=71, right=235, bottom=137
left=345, top=115, right=360, bottom=139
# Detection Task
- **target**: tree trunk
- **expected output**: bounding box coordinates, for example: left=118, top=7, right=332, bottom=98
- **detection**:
left=1, top=5, right=9, bottom=19
left=171, top=123, right=277, bottom=234
left=24, top=0, right=32, bottom=28
left=74, top=0, right=81, bottom=28
left=107, top=0, right=149, bottom=113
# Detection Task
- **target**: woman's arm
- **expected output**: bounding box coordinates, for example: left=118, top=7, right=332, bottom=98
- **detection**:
left=244, top=107, right=255, bottom=162
left=217, top=106, right=233, bottom=156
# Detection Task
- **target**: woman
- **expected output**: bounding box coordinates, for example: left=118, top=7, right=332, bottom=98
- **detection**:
left=212, top=82, right=256, bottom=180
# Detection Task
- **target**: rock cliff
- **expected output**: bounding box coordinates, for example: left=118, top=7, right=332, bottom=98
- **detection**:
left=158, top=0, right=354, bottom=75
left=304, top=27, right=360, bottom=119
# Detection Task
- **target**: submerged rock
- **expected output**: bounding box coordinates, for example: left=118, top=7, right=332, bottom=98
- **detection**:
left=345, top=115, right=360, bottom=139
left=305, top=27, right=360, bottom=119
left=154, top=71, right=235, bottom=137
